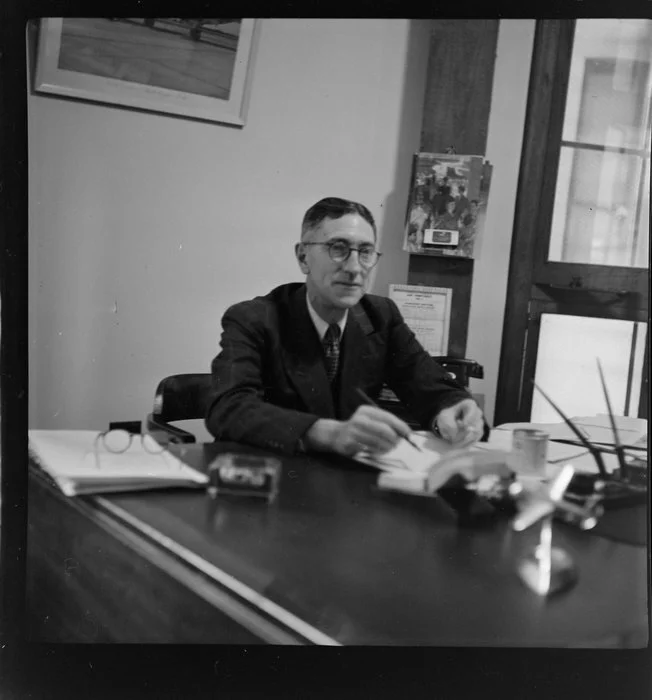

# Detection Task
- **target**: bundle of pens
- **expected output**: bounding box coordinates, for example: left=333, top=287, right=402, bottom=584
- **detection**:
left=532, top=359, right=648, bottom=510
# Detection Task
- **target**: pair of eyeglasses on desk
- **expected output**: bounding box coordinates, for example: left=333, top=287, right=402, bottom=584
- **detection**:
left=92, top=428, right=184, bottom=469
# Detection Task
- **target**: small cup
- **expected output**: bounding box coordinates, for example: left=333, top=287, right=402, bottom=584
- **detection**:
left=511, top=429, right=549, bottom=476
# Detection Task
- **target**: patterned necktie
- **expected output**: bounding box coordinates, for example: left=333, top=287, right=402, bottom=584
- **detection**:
left=323, top=323, right=341, bottom=383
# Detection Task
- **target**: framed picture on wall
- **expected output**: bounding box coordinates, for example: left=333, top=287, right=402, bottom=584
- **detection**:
left=34, top=18, right=259, bottom=126
left=403, top=152, right=493, bottom=259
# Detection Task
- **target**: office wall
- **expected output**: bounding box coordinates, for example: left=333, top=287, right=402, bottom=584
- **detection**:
left=466, top=20, right=536, bottom=424
left=28, top=19, right=430, bottom=429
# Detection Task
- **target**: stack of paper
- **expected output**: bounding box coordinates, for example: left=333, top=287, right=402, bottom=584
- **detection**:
left=28, top=430, right=208, bottom=496
left=495, top=416, right=647, bottom=447
left=570, top=415, right=647, bottom=447
left=492, top=415, right=647, bottom=476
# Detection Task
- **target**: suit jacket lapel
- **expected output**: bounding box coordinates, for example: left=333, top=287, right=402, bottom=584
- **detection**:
left=338, top=302, right=377, bottom=418
left=281, top=286, right=336, bottom=418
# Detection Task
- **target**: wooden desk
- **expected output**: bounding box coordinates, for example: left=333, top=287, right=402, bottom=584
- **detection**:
left=26, top=442, right=648, bottom=646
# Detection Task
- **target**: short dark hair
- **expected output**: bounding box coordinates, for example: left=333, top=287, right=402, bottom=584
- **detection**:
left=301, top=197, right=376, bottom=240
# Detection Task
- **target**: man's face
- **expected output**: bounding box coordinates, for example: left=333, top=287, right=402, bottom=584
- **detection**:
left=296, top=213, right=376, bottom=314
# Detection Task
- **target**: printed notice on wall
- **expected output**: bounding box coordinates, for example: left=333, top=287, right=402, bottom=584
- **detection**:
left=389, top=284, right=452, bottom=357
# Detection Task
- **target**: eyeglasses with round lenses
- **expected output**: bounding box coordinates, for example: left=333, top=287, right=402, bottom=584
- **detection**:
left=303, top=240, right=382, bottom=268
left=92, top=429, right=183, bottom=469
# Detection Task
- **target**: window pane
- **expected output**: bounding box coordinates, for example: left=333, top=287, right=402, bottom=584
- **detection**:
left=531, top=313, right=647, bottom=422
left=562, top=20, right=652, bottom=149
left=548, top=19, right=652, bottom=267
left=549, top=146, right=649, bottom=266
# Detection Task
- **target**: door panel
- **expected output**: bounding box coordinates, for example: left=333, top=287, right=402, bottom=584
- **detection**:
left=496, top=19, right=651, bottom=426
left=549, top=145, right=650, bottom=267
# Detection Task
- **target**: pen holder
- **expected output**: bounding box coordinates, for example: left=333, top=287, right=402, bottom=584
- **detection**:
left=376, top=470, right=519, bottom=527
left=438, top=473, right=520, bottom=528
left=427, top=449, right=520, bottom=527
left=566, top=470, right=648, bottom=510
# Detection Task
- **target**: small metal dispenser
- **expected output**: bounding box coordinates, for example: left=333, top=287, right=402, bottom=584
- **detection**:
left=511, top=463, right=600, bottom=596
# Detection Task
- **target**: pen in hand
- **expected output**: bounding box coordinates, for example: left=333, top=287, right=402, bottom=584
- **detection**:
left=355, top=388, right=423, bottom=453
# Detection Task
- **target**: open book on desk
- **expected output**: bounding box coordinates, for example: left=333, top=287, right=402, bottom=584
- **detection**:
left=354, top=432, right=513, bottom=495
left=28, top=430, right=209, bottom=497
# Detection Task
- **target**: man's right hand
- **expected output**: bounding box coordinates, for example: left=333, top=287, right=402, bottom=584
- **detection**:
left=304, top=406, right=414, bottom=457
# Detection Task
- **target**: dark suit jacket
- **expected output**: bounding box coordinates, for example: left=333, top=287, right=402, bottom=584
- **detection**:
left=205, top=283, right=473, bottom=454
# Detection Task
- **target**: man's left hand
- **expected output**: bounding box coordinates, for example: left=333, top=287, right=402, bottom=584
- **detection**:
left=434, top=398, right=484, bottom=447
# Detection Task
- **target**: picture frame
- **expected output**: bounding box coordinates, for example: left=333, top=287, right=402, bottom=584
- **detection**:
left=403, top=152, right=493, bottom=259
left=34, top=18, right=259, bottom=126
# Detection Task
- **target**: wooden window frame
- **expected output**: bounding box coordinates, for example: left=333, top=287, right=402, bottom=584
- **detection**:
left=495, top=19, right=649, bottom=424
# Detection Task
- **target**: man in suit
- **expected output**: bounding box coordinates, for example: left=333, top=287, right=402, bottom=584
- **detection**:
left=206, top=197, right=486, bottom=456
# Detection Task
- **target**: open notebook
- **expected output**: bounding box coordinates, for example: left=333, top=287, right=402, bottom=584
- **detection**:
left=28, top=430, right=209, bottom=497
left=353, top=431, right=450, bottom=474
left=355, top=431, right=515, bottom=495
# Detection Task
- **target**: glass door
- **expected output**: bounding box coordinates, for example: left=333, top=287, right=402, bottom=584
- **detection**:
left=496, top=20, right=650, bottom=425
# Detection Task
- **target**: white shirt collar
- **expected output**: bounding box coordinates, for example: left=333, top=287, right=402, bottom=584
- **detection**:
left=305, top=291, right=348, bottom=340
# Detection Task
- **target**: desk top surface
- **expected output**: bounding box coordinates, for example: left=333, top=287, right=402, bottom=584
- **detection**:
left=30, top=442, right=649, bottom=646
